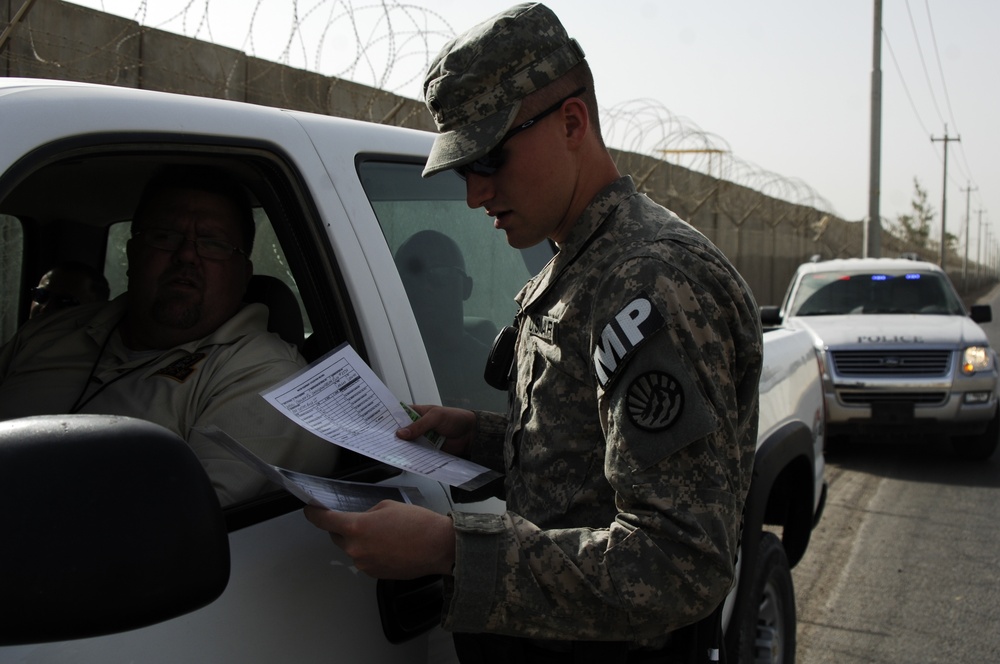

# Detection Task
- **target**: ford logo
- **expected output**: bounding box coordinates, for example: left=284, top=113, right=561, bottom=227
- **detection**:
left=881, top=357, right=902, bottom=367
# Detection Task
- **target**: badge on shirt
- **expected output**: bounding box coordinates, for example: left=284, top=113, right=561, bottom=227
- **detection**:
left=527, top=314, right=558, bottom=343
left=153, top=352, right=207, bottom=383
left=593, top=293, right=666, bottom=388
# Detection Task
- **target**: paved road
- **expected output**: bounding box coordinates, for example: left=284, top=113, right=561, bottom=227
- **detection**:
left=793, top=286, right=1000, bottom=663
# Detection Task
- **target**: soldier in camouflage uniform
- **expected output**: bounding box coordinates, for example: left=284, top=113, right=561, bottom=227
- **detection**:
left=305, top=3, right=763, bottom=662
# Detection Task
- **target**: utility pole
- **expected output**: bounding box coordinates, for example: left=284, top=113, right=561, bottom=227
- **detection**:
left=976, top=210, right=985, bottom=282
left=987, top=226, right=993, bottom=279
left=866, top=0, right=883, bottom=258
left=0, top=0, right=40, bottom=53
left=961, top=183, right=976, bottom=289
left=931, top=124, right=960, bottom=267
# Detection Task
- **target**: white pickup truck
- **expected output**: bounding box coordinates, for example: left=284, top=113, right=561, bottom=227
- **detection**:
left=0, top=78, right=825, bottom=664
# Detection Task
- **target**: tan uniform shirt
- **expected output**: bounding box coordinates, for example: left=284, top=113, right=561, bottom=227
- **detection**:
left=445, top=177, right=763, bottom=645
left=0, top=296, right=338, bottom=506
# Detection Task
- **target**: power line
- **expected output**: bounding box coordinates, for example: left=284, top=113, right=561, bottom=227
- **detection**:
left=881, top=28, right=930, bottom=136
left=922, top=0, right=977, bottom=195
left=904, top=0, right=946, bottom=127
left=890, top=6, right=983, bottom=218
left=961, top=183, right=977, bottom=286
left=923, top=1, right=961, bottom=145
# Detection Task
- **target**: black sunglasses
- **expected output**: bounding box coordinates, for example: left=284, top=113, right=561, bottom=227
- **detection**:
left=30, top=287, right=80, bottom=308
left=455, top=87, right=587, bottom=180
left=132, top=229, right=248, bottom=261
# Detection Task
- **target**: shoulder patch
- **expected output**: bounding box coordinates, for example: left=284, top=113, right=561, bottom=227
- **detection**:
left=626, top=371, right=684, bottom=431
left=153, top=352, right=207, bottom=383
left=593, top=293, right=666, bottom=388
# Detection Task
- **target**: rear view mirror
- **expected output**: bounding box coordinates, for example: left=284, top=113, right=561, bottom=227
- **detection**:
left=970, top=304, right=992, bottom=324
left=760, top=305, right=783, bottom=326
left=0, top=415, right=230, bottom=645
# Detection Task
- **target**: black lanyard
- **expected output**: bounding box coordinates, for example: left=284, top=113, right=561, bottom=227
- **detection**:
left=68, top=323, right=162, bottom=414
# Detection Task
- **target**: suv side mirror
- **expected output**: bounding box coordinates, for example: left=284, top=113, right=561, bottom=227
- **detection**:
left=970, top=304, right=992, bottom=324
left=0, top=415, right=230, bottom=645
left=760, top=305, right=783, bottom=327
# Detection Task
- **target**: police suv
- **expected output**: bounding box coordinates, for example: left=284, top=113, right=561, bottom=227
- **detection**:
left=0, top=78, right=825, bottom=663
left=762, top=257, right=999, bottom=460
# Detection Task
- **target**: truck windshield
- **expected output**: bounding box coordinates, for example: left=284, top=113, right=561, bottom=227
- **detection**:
left=788, top=270, right=965, bottom=317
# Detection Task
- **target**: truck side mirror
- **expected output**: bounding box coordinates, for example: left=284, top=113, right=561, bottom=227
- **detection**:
left=0, top=414, right=230, bottom=645
left=970, top=304, right=992, bottom=323
left=759, top=305, right=783, bottom=327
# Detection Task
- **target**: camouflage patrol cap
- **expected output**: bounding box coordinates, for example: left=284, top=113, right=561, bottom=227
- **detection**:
left=421, top=3, right=586, bottom=177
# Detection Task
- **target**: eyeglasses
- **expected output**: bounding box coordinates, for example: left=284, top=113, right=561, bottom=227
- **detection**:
left=455, top=87, right=587, bottom=180
left=30, top=287, right=80, bottom=308
left=133, top=229, right=248, bottom=261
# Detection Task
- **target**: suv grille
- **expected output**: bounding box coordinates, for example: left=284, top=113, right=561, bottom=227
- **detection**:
left=839, top=391, right=947, bottom=405
left=831, top=350, right=951, bottom=376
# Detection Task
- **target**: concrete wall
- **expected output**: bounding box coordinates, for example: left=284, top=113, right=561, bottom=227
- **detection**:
left=1, top=0, right=433, bottom=129
left=2, top=0, right=990, bottom=303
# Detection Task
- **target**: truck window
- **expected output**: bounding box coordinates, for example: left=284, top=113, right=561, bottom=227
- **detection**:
left=0, top=146, right=356, bottom=520
left=0, top=214, right=24, bottom=341
left=247, top=210, right=311, bottom=337
left=360, top=160, right=552, bottom=411
left=105, top=222, right=129, bottom=299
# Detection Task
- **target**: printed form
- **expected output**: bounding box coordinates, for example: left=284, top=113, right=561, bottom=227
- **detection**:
left=262, top=343, right=500, bottom=492
left=198, top=425, right=426, bottom=512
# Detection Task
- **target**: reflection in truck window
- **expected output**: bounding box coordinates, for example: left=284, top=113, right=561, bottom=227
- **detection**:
left=394, top=229, right=496, bottom=409
left=360, top=160, right=553, bottom=412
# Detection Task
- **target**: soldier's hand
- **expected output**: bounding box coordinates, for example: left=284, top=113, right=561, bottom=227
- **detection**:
left=304, top=501, right=455, bottom=579
left=396, top=404, right=476, bottom=458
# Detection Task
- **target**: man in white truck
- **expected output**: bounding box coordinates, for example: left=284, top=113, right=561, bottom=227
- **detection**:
left=0, top=165, right=337, bottom=506
left=304, top=4, right=764, bottom=662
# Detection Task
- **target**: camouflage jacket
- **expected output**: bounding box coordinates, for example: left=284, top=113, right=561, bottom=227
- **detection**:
left=444, top=176, right=763, bottom=646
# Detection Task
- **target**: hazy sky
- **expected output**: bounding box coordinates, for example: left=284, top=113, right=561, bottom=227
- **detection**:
left=69, top=0, right=999, bottom=253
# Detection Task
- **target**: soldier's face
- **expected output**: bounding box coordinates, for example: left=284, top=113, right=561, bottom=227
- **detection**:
left=463, top=106, right=579, bottom=249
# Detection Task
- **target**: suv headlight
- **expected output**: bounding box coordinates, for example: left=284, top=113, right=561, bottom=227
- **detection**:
left=961, top=346, right=993, bottom=375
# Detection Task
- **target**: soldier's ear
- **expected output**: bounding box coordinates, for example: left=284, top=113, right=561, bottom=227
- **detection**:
left=561, top=97, right=588, bottom=146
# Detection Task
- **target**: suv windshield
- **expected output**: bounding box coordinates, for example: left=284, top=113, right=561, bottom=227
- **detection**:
left=788, top=270, right=965, bottom=317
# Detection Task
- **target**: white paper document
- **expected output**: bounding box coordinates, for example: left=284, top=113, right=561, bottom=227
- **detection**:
left=261, top=343, right=501, bottom=491
left=197, top=425, right=425, bottom=511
